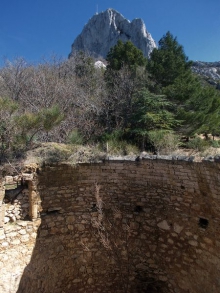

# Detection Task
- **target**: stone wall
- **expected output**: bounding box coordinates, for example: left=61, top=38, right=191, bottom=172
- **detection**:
left=1, top=158, right=220, bottom=292
left=4, top=187, right=29, bottom=223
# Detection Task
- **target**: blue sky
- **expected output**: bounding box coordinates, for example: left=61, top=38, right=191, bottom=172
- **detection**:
left=0, top=0, right=219, bottom=66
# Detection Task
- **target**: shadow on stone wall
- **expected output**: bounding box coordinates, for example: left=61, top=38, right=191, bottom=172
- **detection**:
left=4, top=182, right=29, bottom=223
left=16, top=160, right=203, bottom=293
left=3, top=160, right=220, bottom=293
left=16, top=203, right=170, bottom=293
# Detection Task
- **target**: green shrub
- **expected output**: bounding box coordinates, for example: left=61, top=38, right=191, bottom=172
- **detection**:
left=210, top=140, right=220, bottom=148
left=187, top=137, right=209, bottom=151
left=100, top=130, right=124, bottom=143
left=104, top=139, right=138, bottom=156
left=148, top=130, right=180, bottom=155
left=68, top=130, right=83, bottom=145
left=99, top=130, right=139, bottom=155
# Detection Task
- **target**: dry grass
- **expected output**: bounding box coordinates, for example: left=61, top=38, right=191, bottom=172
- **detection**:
left=5, top=141, right=220, bottom=168
left=24, top=142, right=75, bottom=165
left=170, top=147, right=220, bottom=162
left=23, top=142, right=107, bottom=166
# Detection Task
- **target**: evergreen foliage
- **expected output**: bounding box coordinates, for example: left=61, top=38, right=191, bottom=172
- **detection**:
left=0, top=96, right=64, bottom=161
left=187, top=86, right=220, bottom=136
left=16, top=105, right=64, bottom=144
left=130, top=89, right=180, bottom=149
left=106, top=40, right=147, bottom=71
left=148, top=31, right=192, bottom=88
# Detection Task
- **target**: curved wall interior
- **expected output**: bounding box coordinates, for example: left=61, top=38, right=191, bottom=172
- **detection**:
left=1, top=158, right=220, bottom=293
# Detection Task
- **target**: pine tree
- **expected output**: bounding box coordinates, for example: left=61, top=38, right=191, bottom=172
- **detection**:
left=148, top=31, right=192, bottom=88
left=130, top=89, right=180, bottom=149
left=187, top=86, right=220, bottom=137
left=15, top=105, right=64, bottom=144
left=147, top=31, right=207, bottom=137
left=106, top=40, right=147, bottom=71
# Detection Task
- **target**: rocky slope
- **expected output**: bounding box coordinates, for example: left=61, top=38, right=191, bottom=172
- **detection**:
left=69, top=8, right=156, bottom=58
left=191, top=61, right=220, bottom=87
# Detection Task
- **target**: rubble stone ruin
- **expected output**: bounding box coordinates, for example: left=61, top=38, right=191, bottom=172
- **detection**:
left=0, top=156, right=220, bottom=293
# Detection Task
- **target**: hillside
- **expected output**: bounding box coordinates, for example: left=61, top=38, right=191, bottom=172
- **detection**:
left=0, top=10, right=220, bottom=164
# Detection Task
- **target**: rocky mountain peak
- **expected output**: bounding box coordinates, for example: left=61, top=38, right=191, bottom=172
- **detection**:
left=69, top=8, right=157, bottom=59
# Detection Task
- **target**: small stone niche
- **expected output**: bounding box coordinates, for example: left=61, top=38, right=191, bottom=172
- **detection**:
left=4, top=180, right=29, bottom=223
left=134, top=205, right=143, bottom=213
left=199, top=217, right=209, bottom=229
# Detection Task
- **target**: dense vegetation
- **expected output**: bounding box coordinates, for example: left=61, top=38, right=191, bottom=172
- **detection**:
left=0, top=32, right=220, bottom=162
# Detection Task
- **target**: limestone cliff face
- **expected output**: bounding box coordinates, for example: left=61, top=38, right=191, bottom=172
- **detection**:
left=191, top=61, right=220, bottom=87
left=69, top=8, right=157, bottom=58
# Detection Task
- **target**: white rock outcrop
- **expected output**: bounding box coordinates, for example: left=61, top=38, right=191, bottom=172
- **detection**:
left=94, top=60, right=106, bottom=69
left=69, top=8, right=157, bottom=58
left=192, top=61, right=220, bottom=81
